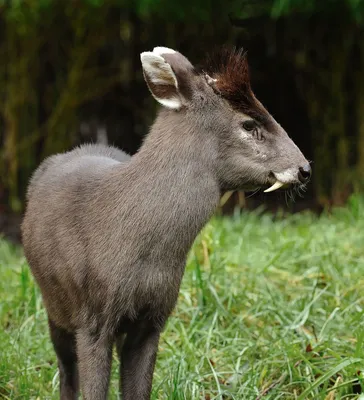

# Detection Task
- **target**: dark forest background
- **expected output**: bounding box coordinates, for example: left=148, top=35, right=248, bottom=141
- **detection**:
left=1, top=0, right=364, bottom=240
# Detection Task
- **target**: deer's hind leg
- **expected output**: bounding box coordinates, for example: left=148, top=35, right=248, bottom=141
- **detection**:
left=120, top=321, right=161, bottom=400
left=48, top=318, right=79, bottom=400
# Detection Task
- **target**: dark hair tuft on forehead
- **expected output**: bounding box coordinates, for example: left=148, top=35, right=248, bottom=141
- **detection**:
left=202, top=46, right=250, bottom=90
left=200, top=46, right=271, bottom=125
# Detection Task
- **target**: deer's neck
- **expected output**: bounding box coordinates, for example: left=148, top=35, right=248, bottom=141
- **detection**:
left=126, top=111, right=220, bottom=256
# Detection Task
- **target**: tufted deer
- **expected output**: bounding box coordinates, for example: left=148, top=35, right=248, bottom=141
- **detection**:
left=21, top=46, right=311, bottom=400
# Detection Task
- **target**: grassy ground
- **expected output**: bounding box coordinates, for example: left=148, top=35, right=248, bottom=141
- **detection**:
left=1, top=195, right=364, bottom=400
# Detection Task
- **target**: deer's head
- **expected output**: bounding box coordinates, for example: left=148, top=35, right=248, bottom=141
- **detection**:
left=141, top=47, right=311, bottom=193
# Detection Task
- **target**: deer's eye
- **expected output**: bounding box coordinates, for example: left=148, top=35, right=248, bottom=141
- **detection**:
left=242, top=120, right=256, bottom=131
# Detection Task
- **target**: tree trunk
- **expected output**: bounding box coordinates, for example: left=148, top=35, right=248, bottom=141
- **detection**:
left=2, top=20, right=40, bottom=212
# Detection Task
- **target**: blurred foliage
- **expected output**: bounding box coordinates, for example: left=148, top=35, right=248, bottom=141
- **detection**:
left=0, top=0, right=364, bottom=213
left=270, top=0, right=364, bottom=18
left=2, top=0, right=364, bottom=19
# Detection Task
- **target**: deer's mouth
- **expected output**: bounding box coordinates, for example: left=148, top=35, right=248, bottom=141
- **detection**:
left=264, top=170, right=300, bottom=193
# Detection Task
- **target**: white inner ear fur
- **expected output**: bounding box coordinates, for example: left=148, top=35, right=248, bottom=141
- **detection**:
left=140, top=52, right=178, bottom=87
left=157, top=98, right=182, bottom=109
left=140, top=51, right=181, bottom=110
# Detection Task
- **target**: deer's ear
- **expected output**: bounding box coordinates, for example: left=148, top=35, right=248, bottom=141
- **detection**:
left=141, top=47, right=193, bottom=110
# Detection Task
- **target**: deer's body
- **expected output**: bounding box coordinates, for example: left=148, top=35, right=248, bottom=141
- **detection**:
left=24, top=118, right=219, bottom=329
left=22, top=47, right=311, bottom=399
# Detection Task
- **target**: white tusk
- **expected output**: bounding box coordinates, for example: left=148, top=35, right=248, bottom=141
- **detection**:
left=264, top=180, right=285, bottom=193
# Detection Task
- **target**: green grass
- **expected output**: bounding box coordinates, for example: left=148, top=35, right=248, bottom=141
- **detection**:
left=1, top=195, right=364, bottom=399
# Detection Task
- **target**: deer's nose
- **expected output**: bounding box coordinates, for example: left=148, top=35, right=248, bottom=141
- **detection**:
left=298, top=164, right=311, bottom=183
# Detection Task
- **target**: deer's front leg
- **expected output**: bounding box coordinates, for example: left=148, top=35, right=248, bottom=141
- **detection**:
left=120, top=322, right=161, bottom=400
left=76, top=328, right=113, bottom=400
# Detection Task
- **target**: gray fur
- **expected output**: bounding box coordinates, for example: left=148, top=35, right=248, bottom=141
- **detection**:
left=22, top=47, right=310, bottom=400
